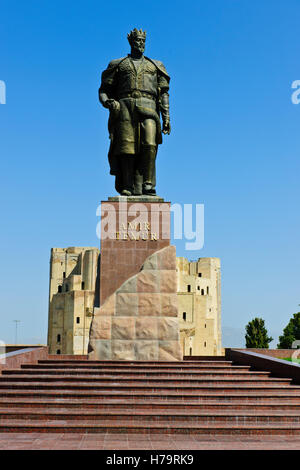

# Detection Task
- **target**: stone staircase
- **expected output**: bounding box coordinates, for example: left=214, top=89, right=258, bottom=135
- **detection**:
left=0, top=357, right=300, bottom=435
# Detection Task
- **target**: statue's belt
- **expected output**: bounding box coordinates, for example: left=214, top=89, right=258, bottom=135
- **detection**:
left=118, top=91, right=156, bottom=100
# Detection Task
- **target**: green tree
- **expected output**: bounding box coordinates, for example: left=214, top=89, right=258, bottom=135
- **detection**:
left=278, top=312, right=300, bottom=349
left=245, top=317, right=273, bottom=348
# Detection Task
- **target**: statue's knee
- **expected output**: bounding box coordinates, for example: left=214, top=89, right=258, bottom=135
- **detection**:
left=142, top=121, right=156, bottom=146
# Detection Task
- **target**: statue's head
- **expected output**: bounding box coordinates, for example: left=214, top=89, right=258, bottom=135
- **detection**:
left=127, top=28, right=146, bottom=54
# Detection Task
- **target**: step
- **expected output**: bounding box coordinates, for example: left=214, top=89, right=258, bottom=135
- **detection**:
left=48, top=355, right=88, bottom=360
left=0, top=389, right=299, bottom=401
left=0, top=397, right=299, bottom=411
left=0, top=375, right=284, bottom=386
left=0, top=408, right=299, bottom=424
left=22, top=363, right=248, bottom=371
left=1, top=420, right=300, bottom=435
left=184, top=356, right=227, bottom=361
left=37, top=360, right=234, bottom=366
left=0, top=377, right=294, bottom=395
left=9, top=368, right=260, bottom=377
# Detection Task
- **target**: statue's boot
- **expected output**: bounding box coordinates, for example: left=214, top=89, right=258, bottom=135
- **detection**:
left=141, top=145, right=157, bottom=195
left=133, top=168, right=143, bottom=196
left=114, top=170, right=122, bottom=194
left=120, top=155, right=134, bottom=196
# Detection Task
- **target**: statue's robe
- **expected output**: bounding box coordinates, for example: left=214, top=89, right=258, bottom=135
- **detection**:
left=99, top=55, right=170, bottom=180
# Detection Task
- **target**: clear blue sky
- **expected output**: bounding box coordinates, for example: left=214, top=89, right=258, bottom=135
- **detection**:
left=1, top=0, right=299, bottom=347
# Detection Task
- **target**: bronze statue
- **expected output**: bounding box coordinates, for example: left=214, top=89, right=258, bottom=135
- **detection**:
left=99, top=28, right=171, bottom=196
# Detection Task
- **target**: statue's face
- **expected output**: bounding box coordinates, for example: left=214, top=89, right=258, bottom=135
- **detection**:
left=131, top=36, right=145, bottom=54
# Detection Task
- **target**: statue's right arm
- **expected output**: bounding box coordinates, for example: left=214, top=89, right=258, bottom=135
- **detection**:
left=98, top=59, right=122, bottom=109
left=99, top=91, right=113, bottom=109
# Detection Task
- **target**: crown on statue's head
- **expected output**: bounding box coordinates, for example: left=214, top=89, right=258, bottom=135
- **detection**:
left=127, top=28, right=146, bottom=42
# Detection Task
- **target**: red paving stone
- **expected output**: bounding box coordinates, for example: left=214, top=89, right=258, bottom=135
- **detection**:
left=0, top=433, right=299, bottom=449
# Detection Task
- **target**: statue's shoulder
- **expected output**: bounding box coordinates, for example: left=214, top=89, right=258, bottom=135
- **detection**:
left=106, top=57, right=127, bottom=69
left=145, top=57, right=170, bottom=78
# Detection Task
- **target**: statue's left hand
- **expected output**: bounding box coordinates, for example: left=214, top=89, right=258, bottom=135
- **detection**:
left=162, top=121, right=171, bottom=135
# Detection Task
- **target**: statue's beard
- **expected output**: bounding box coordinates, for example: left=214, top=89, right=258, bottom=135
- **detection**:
left=133, top=46, right=144, bottom=54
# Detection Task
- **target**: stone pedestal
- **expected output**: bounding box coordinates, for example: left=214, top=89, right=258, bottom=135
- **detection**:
left=88, top=196, right=182, bottom=361
left=89, top=246, right=183, bottom=361
left=99, top=197, right=171, bottom=304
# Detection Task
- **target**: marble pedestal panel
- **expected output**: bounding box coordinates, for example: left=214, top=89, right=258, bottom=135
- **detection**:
left=89, top=246, right=182, bottom=361
left=99, top=197, right=170, bottom=305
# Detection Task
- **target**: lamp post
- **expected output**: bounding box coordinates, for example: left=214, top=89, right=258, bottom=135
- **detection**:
left=13, top=320, right=21, bottom=344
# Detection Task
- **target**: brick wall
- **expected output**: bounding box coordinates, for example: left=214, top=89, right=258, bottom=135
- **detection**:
left=231, top=348, right=297, bottom=359
left=0, top=347, right=49, bottom=373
